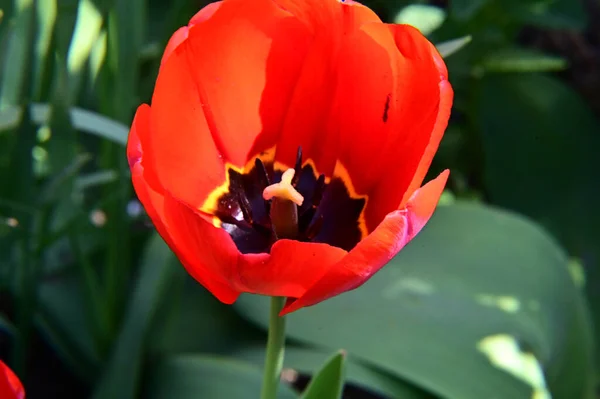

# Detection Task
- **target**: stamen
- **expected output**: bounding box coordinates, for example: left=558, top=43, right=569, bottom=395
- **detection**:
left=255, top=158, right=270, bottom=188
left=262, top=169, right=304, bottom=206
left=236, top=191, right=253, bottom=223
left=312, top=174, right=326, bottom=208
left=292, top=146, right=302, bottom=187
left=214, top=212, right=253, bottom=231
left=305, top=214, right=324, bottom=240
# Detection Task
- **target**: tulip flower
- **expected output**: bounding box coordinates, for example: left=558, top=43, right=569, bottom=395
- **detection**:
left=128, top=0, right=452, bottom=396
left=128, top=0, right=452, bottom=314
left=0, top=361, right=25, bottom=399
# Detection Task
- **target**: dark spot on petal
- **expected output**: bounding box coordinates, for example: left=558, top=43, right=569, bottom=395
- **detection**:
left=383, top=93, right=391, bottom=123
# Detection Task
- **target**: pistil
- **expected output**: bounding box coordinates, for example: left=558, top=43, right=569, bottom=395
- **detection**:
left=263, top=169, right=304, bottom=240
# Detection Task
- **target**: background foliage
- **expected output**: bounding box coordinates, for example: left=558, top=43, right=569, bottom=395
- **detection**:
left=0, top=0, right=597, bottom=398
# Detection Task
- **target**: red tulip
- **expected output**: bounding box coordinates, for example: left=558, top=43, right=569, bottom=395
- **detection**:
left=127, top=0, right=452, bottom=315
left=0, top=361, right=24, bottom=399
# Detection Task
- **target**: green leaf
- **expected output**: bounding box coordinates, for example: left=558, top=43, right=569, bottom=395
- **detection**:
left=236, top=347, right=434, bottom=399
left=301, top=351, right=345, bottom=399
left=31, top=0, right=57, bottom=100
left=394, top=5, right=446, bottom=36
left=37, top=273, right=100, bottom=381
left=146, top=355, right=298, bottom=399
left=449, top=0, right=489, bottom=20
left=67, top=0, right=103, bottom=85
left=148, top=268, right=264, bottom=357
left=92, top=233, right=178, bottom=399
left=0, top=0, right=35, bottom=109
left=480, top=48, right=568, bottom=73
left=234, top=203, right=594, bottom=399
left=474, top=73, right=600, bottom=364
left=506, top=0, right=586, bottom=30
left=436, top=36, right=472, bottom=59
left=0, top=104, right=129, bottom=145
left=475, top=73, right=599, bottom=281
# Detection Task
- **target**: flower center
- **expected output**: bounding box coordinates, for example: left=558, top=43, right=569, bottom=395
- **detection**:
left=210, top=147, right=366, bottom=254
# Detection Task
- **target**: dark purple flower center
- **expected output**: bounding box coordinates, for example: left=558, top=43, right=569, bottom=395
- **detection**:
left=213, top=148, right=365, bottom=254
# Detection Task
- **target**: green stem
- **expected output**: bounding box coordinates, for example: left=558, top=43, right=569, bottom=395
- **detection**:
left=260, top=296, right=287, bottom=399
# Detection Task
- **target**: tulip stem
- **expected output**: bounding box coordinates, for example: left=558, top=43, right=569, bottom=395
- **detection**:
left=260, top=296, right=287, bottom=399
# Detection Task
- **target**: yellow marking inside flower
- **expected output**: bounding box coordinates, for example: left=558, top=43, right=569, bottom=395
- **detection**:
left=200, top=146, right=369, bottom=239
left=263, top=168, right=304, bottom=205
left=200, top=147, right=276, bottom=228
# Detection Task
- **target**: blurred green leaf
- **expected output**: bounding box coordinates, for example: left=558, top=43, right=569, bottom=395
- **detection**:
left=450, top=0, right=489, bottom=20
left=148, top=268, right=264, bottom=357
left=301, top=351, right=345, bottom=399
left=436, top=36, right=472, bottom=59
left=37, top=273, right=100, bottom=381
left=0, top=0, right=35, bottom=109
left=0, top=104, right=129, bottom=145
left=394, top=5, right=446, bottom=36
left=480, top=48, right=568, bottom=73
left=31, top=0, right=57, bottom=100
left=92, top=233, right=177, bottom=399
left=475, top=73, right=600, bottom=363
left=146, top=355, right=298, bottom=399
left=506, top=0, right=587, bottom=30
left=234, top=203, right=594, bottom=399
left=0, top=312, right=15, bottom=335
left=475, top=73, right=599, bottom=276
left=67, top=0, right=103, bottom=95
left=236, top=347, right=434, bottom=399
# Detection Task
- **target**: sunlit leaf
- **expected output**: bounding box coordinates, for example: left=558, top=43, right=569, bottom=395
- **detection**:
left=436, top=36, right=472, bottom=59
left=394, top=5, right=446, bottom=36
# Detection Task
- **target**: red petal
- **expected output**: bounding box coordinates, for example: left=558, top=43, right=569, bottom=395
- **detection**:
left=281, top=170, right=448, bottom=315
left=161, top=193, right=348, bottom=299
left=150, top=0, right=312, bottom=209
left=237, top=239, right=347, bottom=297
left=364, top=25, right=452, bottom=227
left=273, top=0, right=382, bottom=173
left=160, top=2, right=223, bottom=68
left=0, top=361, right=24, bottom=399
left=129, top=105, right=240, bottom=303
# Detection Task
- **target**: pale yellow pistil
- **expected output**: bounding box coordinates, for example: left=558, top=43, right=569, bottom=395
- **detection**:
left=263, top=169, right=304, bottom=240
left=262, top=169, right=304, bottom=206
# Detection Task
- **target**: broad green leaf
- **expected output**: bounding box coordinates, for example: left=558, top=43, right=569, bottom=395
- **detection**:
left=92, top=233, right=177, bottom=399
left=436, top=36, right=472, bottom=59
left=0, top=104, right=129, bottom=145
left=301, top=351, right=345, bottom=399
left=146, top=355, right=298, bottom=399
left=234, top=203, right=594, bottom=399
left=480, top=48, right=567, bottom=73
left=474, top=73, right=600, bottom=362
left=394, top=5, right=446, bottom=36
left=236, top=347, right=434, bottom=399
